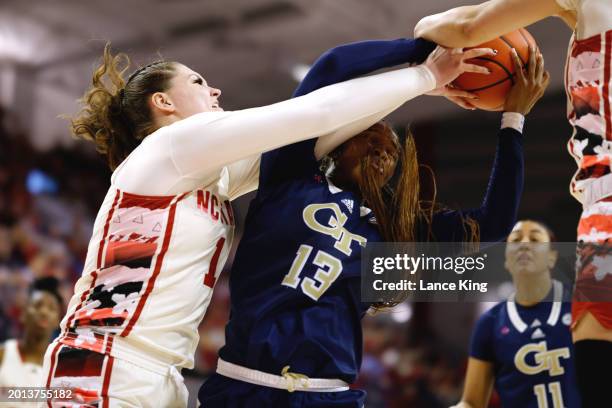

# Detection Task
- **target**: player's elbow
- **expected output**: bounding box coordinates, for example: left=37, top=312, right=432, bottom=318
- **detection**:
left=413, top=18, right=429, bottom=39
left=414, top=16, right=479, bottom=48
left=414, top=16, right=442, bottom=41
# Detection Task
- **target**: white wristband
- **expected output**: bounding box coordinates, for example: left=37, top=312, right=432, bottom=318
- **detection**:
left=501, top=112, right=525, bottom=133
left=418, top=65, right=437, bottom=91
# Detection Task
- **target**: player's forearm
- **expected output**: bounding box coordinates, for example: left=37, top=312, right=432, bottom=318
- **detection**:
left=171, top=65, right=436, bottom=179
left=457, top=358, right=495, bottom=408
left=415, top=5, right=483, bottom=48
left=429, top=119, right=523, bottom=243
left=294, top=38, right=436, bottom=98
left=295, top=38, right=436, bottom=158
left=415, top=0, right=563, bottom=48
left=459, top=387, right=493, bottom=408
left=475, top=115, right=524, bottom=242
left=314, top=107, right=396, bottom=160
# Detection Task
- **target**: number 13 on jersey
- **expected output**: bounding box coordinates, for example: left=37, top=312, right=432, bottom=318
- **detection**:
left=281, top=244, right=343, bottom=301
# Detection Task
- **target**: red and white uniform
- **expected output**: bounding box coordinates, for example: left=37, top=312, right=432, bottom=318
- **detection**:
left=42, top=65, right=437, bottom=406
left=557, top=0, right=612, bottom=327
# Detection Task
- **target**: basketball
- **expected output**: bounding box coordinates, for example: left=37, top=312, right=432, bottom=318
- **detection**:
left=453, top=28, right=537, bottom=111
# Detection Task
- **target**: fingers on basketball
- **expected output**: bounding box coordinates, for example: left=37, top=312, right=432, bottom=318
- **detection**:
left=452, top=28, right=538, bottom=111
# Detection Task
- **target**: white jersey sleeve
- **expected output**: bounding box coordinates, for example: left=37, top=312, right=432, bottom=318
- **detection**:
left=113, top=65, right=436, bottom=196
left=555, top=0, right=612, bottom=39
left=226, top=154, right=260, bottom=200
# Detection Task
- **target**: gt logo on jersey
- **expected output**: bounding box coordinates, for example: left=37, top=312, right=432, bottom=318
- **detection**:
left=302, top=203, right=367, bottom=256
left=514, top=341, right=570, bottom=376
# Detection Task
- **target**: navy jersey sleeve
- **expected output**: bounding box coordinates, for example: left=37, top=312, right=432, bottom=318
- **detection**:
left=258, top=38, right=436, bottom=194
left=470, top=308, right=496, bottom=362
left=430, top=128, right=523, bottom=242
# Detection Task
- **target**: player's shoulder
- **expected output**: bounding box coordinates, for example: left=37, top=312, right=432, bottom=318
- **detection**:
left=481, top=302, right=505, bottom=319
left=256, top=170, right=326, bottom=201
left=474, top=302, right=505, bottom=331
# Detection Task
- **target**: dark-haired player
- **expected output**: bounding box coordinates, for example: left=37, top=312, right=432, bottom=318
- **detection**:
left=198, top=40, right=548, bottom=407
left=0, top=278, right=62, bottom=388
left=452, top=221, right=580, bottom=408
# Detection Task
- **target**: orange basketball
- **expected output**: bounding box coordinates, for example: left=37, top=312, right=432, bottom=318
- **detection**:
left=453, top=28, right=537, bottom=111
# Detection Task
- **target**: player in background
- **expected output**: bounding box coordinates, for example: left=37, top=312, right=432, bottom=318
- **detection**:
left=452, top=220, right=580, bottom=408
left=42, top=42, right=487, bottom=406
left=415, top=2, right=612, bottom=406
left=0, top=278, right=62, bottom=395
left=198, top=39, right=548, bottom=407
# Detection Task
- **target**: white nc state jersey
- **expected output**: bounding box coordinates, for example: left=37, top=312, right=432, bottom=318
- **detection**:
left=556, top=0, right=612, bottom=40
left=57, top=166, right=240, bottom=370
left=558, top=0, right=612, bottom=205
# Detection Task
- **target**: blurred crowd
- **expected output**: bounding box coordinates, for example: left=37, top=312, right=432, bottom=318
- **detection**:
left=0, top=105, right=107, bottom=341
left=0, top=105, right=478, bottom=407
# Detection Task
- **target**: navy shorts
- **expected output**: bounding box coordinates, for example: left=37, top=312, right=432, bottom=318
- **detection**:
left=199, top=373, right=366, bottom=408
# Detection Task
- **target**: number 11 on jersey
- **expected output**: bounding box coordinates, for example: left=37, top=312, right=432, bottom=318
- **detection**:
left=533, top=382, right=564, bottom=408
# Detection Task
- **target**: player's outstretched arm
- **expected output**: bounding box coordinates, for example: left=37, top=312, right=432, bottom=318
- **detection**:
left=414, top=0, right=564, bottom=48
left=228, top=38, right=439, bottom=199
left=293, top=38, right=436, bottom=98
left=452, top=357, right=495, bottom=408
left=430, top=47, right=549, bottom=242
left=169, top=47, right=493, bottom=183
left=293, top=38, right=435, bottom=160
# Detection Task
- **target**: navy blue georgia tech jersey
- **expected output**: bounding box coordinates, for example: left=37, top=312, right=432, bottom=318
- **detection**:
left=220, top=140, right=379, bottom=382
left=218, top=38, right=439, bottom=383
left=471, top=280, right=581, bottom=408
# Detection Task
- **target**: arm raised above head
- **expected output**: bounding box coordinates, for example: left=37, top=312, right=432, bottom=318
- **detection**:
left=430, top=48, right=549, bottom=243
left=414, top=0, right=565, bottom=48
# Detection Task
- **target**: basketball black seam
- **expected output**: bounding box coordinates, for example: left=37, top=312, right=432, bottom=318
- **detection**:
left=461, top=76, right=513, bottom=92
left=473, top=56, right=515, bottom=84
left=499, top=35, right=526, bottom=66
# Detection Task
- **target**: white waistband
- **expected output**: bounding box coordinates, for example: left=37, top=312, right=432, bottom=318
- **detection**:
left=110, top=338, right=177, bottom=377
left=582, top=173, right=612, bottom=208
left=56, top=335, right=182, bottom=377
left=216, top=358, right=350, bottom=393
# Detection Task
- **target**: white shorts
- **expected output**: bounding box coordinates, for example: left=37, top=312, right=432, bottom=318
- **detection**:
left=41, top=341, right=188, bottom=408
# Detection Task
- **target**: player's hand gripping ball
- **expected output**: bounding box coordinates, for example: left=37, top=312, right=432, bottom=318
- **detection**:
left=452, top=28, right=538, bottom=111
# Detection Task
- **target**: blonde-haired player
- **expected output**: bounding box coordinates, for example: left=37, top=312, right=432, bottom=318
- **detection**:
left=416, top=1, right=612, bottom=406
